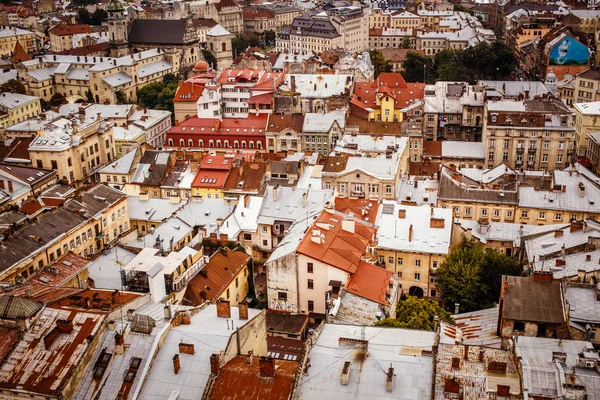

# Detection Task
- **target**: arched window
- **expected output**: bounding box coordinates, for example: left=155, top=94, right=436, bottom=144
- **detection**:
left=199, top=139, right=204, bottom=147
left=188, top=139, right=193, bottom=146
left=234, top=141, right=239, bottom=148
left=222, top=42, right=226, bottom=52
left=209, top=140, right=214, bottom=147
left=216, top=140, right=222, bottom=147
left=224, top=140, right=230, bottom=147
left=241, top=141, right=247, bottom=148
left=210, top=42, right=214, bottom=52
left=249, top=141, right=254, bottom=149
left=179, top=139, right=184, bottom=146
left=168, top=138, right=174, bottom=146
left=257, top=141, right=262, bottom=149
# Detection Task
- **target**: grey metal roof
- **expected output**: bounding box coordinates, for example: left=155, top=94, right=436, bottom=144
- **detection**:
left=102, top=72, right=133, bottom=88
left=0, top=296, right=43, bottom=320
left=502, top=276, right=565, bottom=324
left=296, top=324, right=435, bottom=400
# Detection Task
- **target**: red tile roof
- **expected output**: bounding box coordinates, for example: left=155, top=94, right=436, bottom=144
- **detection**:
left=296, top=209, right=377, bottom=274
left=266, top=113, right=304, bottom=133
left=423, top=140, right=442, bottom=157
left=169, top=114, right=268, bottom=135
left=345, top=261, right=393, bottom=305
left=351, top=72, right=424, bottom=112
left=173, top=81, right=205, bottom=103
left=183, top=248, right=250, bottom=304
left=199, top=155, right=234, bottom=170
left=56, top=42, right=109, bottom=56
left=11, top=41, right=30, bottom=64
left=333, top=198, right=380, bottom=223
left=222, top=160, right=266, bottom=193
left=191, top=169, right=230, bottom=189
left=49, top=23, right=92, bottom=36
left=205, top=355, right=297, bottom=400
left=247, top=92, right=273, bottom=105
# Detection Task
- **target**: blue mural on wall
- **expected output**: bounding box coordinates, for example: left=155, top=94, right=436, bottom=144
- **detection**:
left=549, top=36, right=590, bottom=66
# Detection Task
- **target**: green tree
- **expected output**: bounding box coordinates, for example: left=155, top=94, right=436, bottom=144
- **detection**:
left=136, top=82, right=163, bottom=109
left=454, top=4, right=474, bottom=14
left=115, top=90, right=126, bottom=104
left=369, top=49, right=392, bottom=79
left=162, top=73, right=178, bottom=85
left=0, top=79, right=27, bottom=94
left=264, top=30, right=276, bottom=47
left=375, top=296, right=454, bottom=331
left=401, top=35, right=412, bottom=49
left=232, top=33, right=261, bottom=55
left=77, top=8, right=92, bottom=24
left=135, top=79, right=179, bottom=113
left=48, top=93, right=66, bottom=108
left=85, top=89, right=94, bottom=103
left=436, top=239, right=523, bottom=312
left=401, top=51, right=434, bottom=83
left=201, top=49, right=217, bottom=70
left=90, top=8, right=108, bottom=25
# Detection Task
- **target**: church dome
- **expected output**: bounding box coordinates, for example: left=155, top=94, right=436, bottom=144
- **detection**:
left=545, top=69, right=556, bottom=83
left=107, top=0, right=124, bottom=11
left=193, top=60, right=209, bottom=72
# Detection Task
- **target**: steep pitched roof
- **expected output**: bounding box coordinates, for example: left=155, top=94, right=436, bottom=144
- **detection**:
left=11, top=41, right=30, bottom=64
left=345, top=261, right=393, bottom=305
left=128, top=19, right=188, bottom=45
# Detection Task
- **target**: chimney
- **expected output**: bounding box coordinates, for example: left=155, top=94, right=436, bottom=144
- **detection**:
left=524, top=89, right=529, bottom=99
left=173, top=354, right=181, bottom=374
left=272, top=185, right=280, bottom=201
left=179, top=342, right=195, bottom=355
left=408, top=224, right=413, bottom=242
left=587, top=254, right=592, bottom=262
left=463, top=345, right=469, bottom=360
left=216, top=299, right=231, bottom=318
left=398, top=209, right=406, bottom=218
left=385, top=364, right=394, bottom=392
left=302, top=192, right=307, bottom=207
left=164, top=303, right=172, bottom=320
left=340, top=361, right=351, bottom=385
left=210, top=353, right=220, bottom=375
left=56, top=319, right=74, bottom=333
left=259, top=357, right=275, bottom=378
left=554, top=230, right=563, bottom=238
left=430, top=218, right=445, bottom=229
left=579, top=182, right=586, bottom=198
left=238, top=302, right=249, bottom=320
left=290, top=75, right=296, bottom=92
left=570, top=221, right=583, bottom=233
left=454, top=303, right=460, bottom=314
left=341, top=218, right=355, bottom=233
left=555, top=259, right=566, bottom=267
left=246, top=350, right=253, bottom=365
left=532, top=271, right=553, bottom=282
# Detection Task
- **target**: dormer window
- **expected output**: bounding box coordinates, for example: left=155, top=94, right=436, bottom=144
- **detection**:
left=491, top=115, right=497, bottom=123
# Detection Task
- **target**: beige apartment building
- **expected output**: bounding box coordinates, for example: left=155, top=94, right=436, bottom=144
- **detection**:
left=574, top=69, right=600, bottom=103
left=0, top=92, right=41, bottom=126
left=0, top=184, right=128, bottom=283
left=28, top=116, right=116, bottom=186
left=588, top=132, right=600, bottom=175
left=17, top=49, right=173, bottom=104
left=484, top=99, right=575, bottom=172
left=574, top=101, right=600, bottom=157
left=0, top=26, right=35, bottom=58
left=48, top=23, right=92, bottom=52
left=374, top=202, right=452, bottom=299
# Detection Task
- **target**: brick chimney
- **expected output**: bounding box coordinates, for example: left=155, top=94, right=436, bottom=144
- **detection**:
left=571, top=221, right=583, bottom=233
left=430, top=218, right=445, bottom=229
left=398, top=209, right=406, bottom=218
left=340, top=361, right=351, bottom=385
left=385, top=365, right=394, bottom=392
left=259, top=357, right=275, bottom=378
left=173, top=354, right=181, bottom=374
left=408, top=224, right=413, bottom=242
left=216, top=299, right=231, bottom=318
left=554, top=230, right=563, bottom=238
left=238, top=302, right=249, bottom=320
left=210, top=353, right=220, bottom=375
left=179, top=342, right=195, bottom=355
left=532, top=270, right=553, bottom=282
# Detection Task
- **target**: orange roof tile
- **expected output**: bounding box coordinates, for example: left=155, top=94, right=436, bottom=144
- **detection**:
left=49, top=23, right=92, bottom=36
left=199, top=155, right=234, bottom=170
left=351, top=72, right=425, bottom=112
left=173, top=81, right=205, bottom=103
left=183, top=248, right=250, bottom=304
left=222, top=160, right=266, bottom=193
left=11, top=41, right=30, bottom=64
left=296, top=210, right=377, bottom=274
left=333, top=198, right=380, bottom=223
left=206, top=355, right=297, bottom=400
left=345, top=261, right=393, bottom=305
left=191, top=170, right=230, bottom=189
left=266, top=113, right=304, bottom=133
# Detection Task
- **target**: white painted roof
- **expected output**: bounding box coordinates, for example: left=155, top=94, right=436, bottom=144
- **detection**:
left=139, top=305, right=262, bottom=400
left=127, top=196, right=184, bottom=222
left=0, top=92, right=39, bottom=110
left=258, top=186, right=333, bottom=224
left=206, top=24, right=231, bottom=37
left=99, top=148, right=138, bottom=175
left=219, top=195, right=264, bottom=239
left=102, top=72, right=133, bottom=88
left=303, top=110, right=346, bottom=132
left=296, top=324, right=436, bottom=400
left=376, top=202, right=452, bottom=254
left=281, top=73, right=353, bottom=98
left=441, top=141, right=484, bottom=159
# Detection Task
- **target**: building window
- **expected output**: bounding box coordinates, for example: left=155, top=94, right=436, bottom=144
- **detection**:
left=465, top=207, right=471, bottom=215
left=432, top=261, right=438, bottom=269
left=397, top=258, right=403, bottom=265
left=521, top=211, right=528, bottom=219
left=388, top=256, right=394, bottom=264
left=307, top=262, right=313, bottom=273
left=385, top=185, right=392, bottom=195
left=278, top=292, right=287, bottom=301
left=307, top=279, right=314, bottom=289
left=414, top=273, right=421, bottom=281
left=415, top=259, right=421, bottom=267
left=555, top=213, right=563, bottom=221
left=308, top=300, right=314, bottom=312
left=539, top=211, right=546, bottom=220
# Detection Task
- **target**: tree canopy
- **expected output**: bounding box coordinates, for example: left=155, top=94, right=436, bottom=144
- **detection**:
left=201, top=49, right=217, bottom=70
left=48, top=93, right=66, bottom=108
left=402, top=41, right=517, bottom=84
left=0, top=79, right=27, bottom=94
left=231, top=33, right=262, bottom=56
left=375, top=296, right=453, bottom=331
left=135, top=74, right=179, bottom=114
left=369, top=49, right=392, bottom=79
left=436, top=239, right=523, bottom=313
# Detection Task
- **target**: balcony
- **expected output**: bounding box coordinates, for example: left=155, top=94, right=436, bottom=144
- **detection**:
left=172, top=256, right=208, bottom=292
left=95, top=232, right=104, bottom=239
left=350, top=191, right=365, bottom=198
left=528, top=146, right=537, bottom=153
left=516, top=146, right=525, bottom=154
